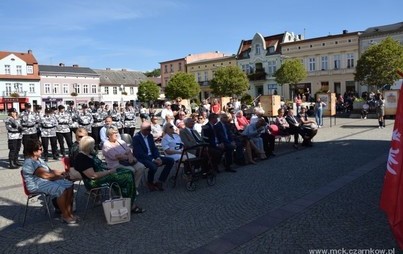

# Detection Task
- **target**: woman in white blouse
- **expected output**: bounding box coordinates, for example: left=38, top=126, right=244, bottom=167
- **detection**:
left=161, top=123, right=195, bottom=162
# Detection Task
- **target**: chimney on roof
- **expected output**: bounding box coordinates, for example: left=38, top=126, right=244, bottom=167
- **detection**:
left=343, top=30, right=348, bottom=34
left=59, top=63, right=65, bottom=67
left=106, top=68, right=111, bottom=70
left=28, top=49, right=32, bottom=54
left=122, top=69, right=127, bottom=71
left=72, top=64, right=79, bottom=67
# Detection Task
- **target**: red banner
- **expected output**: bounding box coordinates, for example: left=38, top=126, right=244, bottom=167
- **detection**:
left=380, top=86, right=403, bottom=248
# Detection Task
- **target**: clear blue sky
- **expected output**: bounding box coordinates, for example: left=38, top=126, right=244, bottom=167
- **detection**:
left=0, top=0, right=401, bottom=72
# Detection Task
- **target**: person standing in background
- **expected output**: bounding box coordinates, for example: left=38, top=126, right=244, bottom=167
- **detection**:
left=314, top=97, right=326, bottom=128
left=5, top=108, right=23, bottom=169
left=376, top=93, right=386, bottom=129
left=20, top=103, right=39, bottom=156
left=55, top=105, right=73, bottom=157
left=40, top=108, right=59, bottom=161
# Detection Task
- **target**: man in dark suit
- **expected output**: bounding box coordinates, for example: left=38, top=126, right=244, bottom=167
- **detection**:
left=132, top=122, right=174, bottom=191
left=202, top=113, right=224, bottom=173
left=214, top=114, right=236, bottom=172
left=285, top=108, right=304, bottom=149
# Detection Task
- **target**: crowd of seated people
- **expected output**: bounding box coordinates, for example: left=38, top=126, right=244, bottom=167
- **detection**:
left=26, top=98, right=320, bottom=225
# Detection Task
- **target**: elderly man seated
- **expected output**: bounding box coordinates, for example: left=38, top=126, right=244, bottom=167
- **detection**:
left=150, top=116, right=163, bottom=142
left=132, top=122, right=174, bottom=192
left=241, top=118, right=267, bottom=160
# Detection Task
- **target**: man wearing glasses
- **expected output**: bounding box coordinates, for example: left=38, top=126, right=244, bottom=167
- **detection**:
left=132, top=122, right=174, bottom=192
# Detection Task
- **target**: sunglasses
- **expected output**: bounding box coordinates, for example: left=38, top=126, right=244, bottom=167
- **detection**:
left=77, top=135, right=84, bottom=138
left=169, top=126, right=174, bottom=129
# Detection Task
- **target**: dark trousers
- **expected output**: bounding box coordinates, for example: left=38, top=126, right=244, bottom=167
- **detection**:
left=41, top=136, right=58, bottom=157
left=8, top=139, right=21, bottom=160
left=22, top=134, right=38, bottom=156
left=124, top=127, right=136, bottom=137
left=208, top=146, right=224, bottom=171
left=287, top=126, right=302, bottom=144
left=92, top=126, right=102, bottom=148
left=56, top=132, right=73, bottom=156
left=140, top=156, right=174, bottom=184
left=262, top=133, right=275, bottom=155
left=222, top=143, right=235, bottom=168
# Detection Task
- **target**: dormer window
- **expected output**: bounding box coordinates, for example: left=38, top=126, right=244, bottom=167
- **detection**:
left=255, top=44, right=261, bottom=55
left=27, top=65, right=33, bottom=74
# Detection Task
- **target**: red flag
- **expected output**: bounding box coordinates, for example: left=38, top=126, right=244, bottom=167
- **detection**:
left=380, top=86, right=403, bottom=248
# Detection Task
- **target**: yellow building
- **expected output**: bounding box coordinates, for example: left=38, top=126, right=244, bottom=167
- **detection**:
left=187, top=55, right=237, bottom=100
left=280, top=30, right=361, bottom=100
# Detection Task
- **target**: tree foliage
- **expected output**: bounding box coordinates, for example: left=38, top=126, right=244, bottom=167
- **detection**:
left=210, top=66, right=249, bottom=97
left=274, top=59, right=307, bottom=86
left=354, top=37, right=403, bottom=87
left=137, top=80, right=160, bottom=103
left=165, top=72, right=200, bottom=99
left=143, top=68, right=161, bottom=77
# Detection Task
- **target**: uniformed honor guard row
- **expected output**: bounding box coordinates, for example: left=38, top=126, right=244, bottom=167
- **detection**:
left=5, top=101, right=139, bottom=169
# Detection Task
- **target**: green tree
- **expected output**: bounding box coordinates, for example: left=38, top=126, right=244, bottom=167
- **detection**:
left=137, top=80, right=160, bottom=103
left=354, top=37, right=403, bottom=88
left=210, top=66, right=249, bottom=97
left=165, top=72, right=200, bottom=99
left=274, top=59, right=307, bottom=97
left=143, top=68, right=161, bottom=77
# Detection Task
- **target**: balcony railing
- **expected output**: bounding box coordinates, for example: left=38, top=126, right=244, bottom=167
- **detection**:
left=247, top=71, right=267, bottom=81
left=3, top=91, right=27, bottom=97
left=198, top=81, right=210, bottom=86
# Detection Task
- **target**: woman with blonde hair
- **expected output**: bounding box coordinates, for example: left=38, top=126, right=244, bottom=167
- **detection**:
left=74, top=136, right=144, bottom=213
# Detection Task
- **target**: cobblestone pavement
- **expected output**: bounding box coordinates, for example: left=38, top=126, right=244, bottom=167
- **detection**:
left=0, top=117, right=398, bottom=253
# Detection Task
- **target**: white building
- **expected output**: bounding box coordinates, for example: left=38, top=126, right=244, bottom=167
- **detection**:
left=0, top=50, right=41, bottom=112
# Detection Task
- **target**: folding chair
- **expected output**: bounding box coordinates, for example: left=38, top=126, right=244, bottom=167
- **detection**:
left=20, top=170, right=53, bottom=228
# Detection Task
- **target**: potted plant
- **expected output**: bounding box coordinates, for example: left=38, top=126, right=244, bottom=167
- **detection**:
left=121, top=91, right=128, bottom=95
left=71, top=92, right=78, bottom=96
left=10, top=92, right=20, bottom=98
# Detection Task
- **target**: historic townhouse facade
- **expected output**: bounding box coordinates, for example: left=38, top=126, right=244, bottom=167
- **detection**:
left=236, top=32, right=303, bottom=98
left=186, top=55, right=237, bottom=101
left=93, top=68, right=148, bottom=106
left=0, top=50, right=41, bottom=112
left=280, top=31, right=361, bottom=99
left=39, top=64, right=100, bottom=108
left=159, top=51, right=226, bottom=94
left=359, top=22, right=403, bottom=91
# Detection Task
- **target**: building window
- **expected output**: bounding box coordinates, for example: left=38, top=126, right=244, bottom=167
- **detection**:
left=5, top=65, right=10, bottom=74
left=6, top=83, right=12, bottom=95
left=113, top=86, right=117, bottom=95
left=255, top=44, right=261, bottom=55
left=267, top=83, right=278, bottom=95
left=16, top=65, right=22, bottom=75
left=130, top=87, right=134, bottom=95
left=83, top=84, right=89, bottom=93
left=268, top=46, right=275, bottom=54
left=75, top=84, right=80, bottom=94
left=91, top=84, right=97, bottom=94
left=179, top=62, right=182, bottom=71
left=347, top=53, right=354, bottom=68
left=45, top=84, right=51, bottom=94
left=204, top=71, right=208, bottom=81
left=63, top=84, right=69, bottom=94
left=267, top=61, right=276, bottom=76
left=164, top=65, right=168, bottom=73
left=197, top=72, right=202, bottom=82
left=170, top=64, right=174, bottom=73
left=104, top=86, right=109, bottom=94
left=53, top=83, right=60, bottom=94
left=321, top=56, right=328, bottom=70
left=29, top=83, right=35, bottom=93
left=321, top=81, right=329, bottom=91
left=309, top=58, right=316, bottom=71
left=334, top=55, right=341, bottom=69
left=14, top=83, right=23, bottom=92
left=26, top=65, right=33, bottom=74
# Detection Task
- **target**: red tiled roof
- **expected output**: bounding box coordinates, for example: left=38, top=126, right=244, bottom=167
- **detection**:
left=0, top=51, right=38, bottom=64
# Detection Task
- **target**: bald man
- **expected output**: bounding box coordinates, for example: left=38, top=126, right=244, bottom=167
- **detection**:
left=132, top=122, right=174, bottom=191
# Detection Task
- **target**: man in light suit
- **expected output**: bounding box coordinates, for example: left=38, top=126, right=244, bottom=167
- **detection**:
left=180, top=118, right=203, bottom=154
left=132, top=122, right=174, bottom=191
